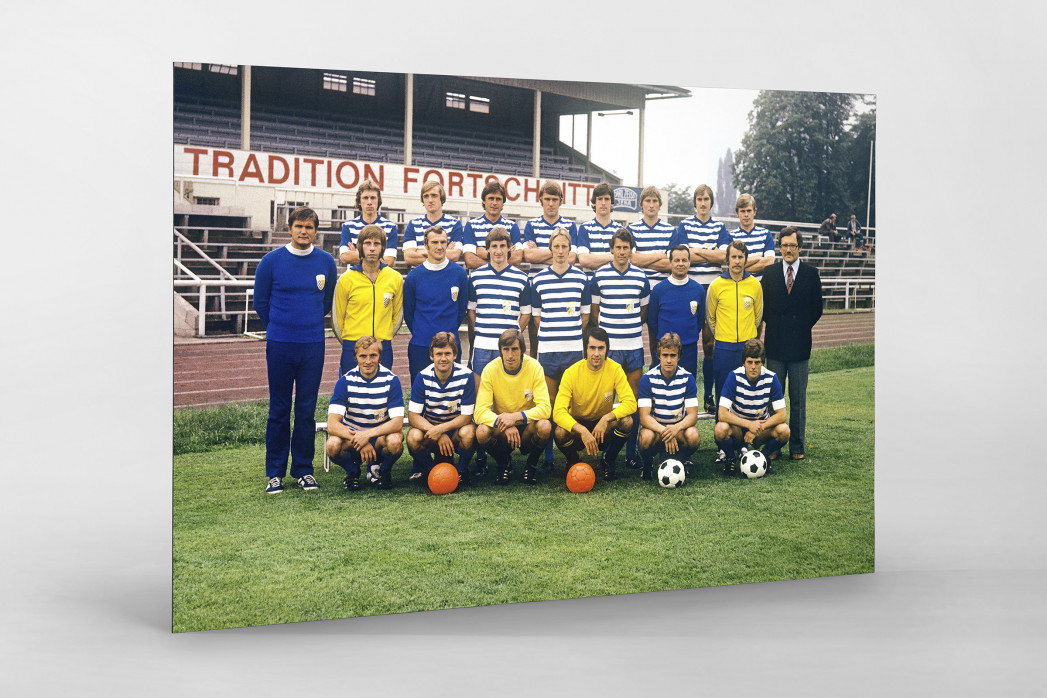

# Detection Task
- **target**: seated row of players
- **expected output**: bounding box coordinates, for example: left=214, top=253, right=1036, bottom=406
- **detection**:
left=324, top=325, right=789, bottom=491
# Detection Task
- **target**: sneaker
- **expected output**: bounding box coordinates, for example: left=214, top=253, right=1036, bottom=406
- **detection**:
left=343, top=475, right=360, bottom=491
left=523, top=465, right=538, bottom=485
left=265, top=477, right=284, bottom=494
left=297, top=474, right=319, bottom=491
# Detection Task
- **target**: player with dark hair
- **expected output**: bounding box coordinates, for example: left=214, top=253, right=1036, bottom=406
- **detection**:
left=626, top=185, right=675, bottom=285
left=462, top=179, right=523, bottom=270
left=713, top=338, right=789, bottom=475
left=647, top=245, right=705, bottom=378
left=406, top=333, right=477, bottom=485
left=332, top=224, right=403, bottom=374
left=670, top=183, right=730, bottom=412
left=551, top=326, right=636, bottom=481
left=637, top=332, right=701, bottom=480
left=403, top=180, right=464, bottom=266
left=523, top=181, right=579, bottom=270
left=403, top=225, right=470, bottom=384
left=590, top=227, right=650, bottom=469
left=473, top=329, right=552, bottom=485
left=725, top=194, right=775, bottom=279
left=253, top=206, right=337, bottom=494
left=576, top=181, right=618, bottom=273
left=339, top=180, right=398, bottom=266
left=325, top=337, right=405, bottom=491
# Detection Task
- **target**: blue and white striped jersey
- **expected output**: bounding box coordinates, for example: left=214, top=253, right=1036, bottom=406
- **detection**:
left=627, top=218, right=676, bottom=283
left=408, top=363, right=476, bottom=424
left=523, top=215, right=579, bottom=275
left=590, top=263, right=651, bottom=351
left=530, top=265, right=591, bottom=354
left=725, top=226, right=776, bottom=279
left=671, top=215, right=731, bottom=284
left=339, top=215, right=399, bottom=261
left=719, top=366, right=785, bottom=421
left=402, top=213, right=464, bottom=252
left=467, top=263, right=532, bottom=351
left=462, top=215, right=522, bottom=254
left=575, top=218, right=618, bottom=256
left=328, top=365, right=405, bottom=430
left=637, top=366, right=699, bottom=425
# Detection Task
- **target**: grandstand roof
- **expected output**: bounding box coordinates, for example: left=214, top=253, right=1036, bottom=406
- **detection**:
left=460, top=77, right=691, bottom=112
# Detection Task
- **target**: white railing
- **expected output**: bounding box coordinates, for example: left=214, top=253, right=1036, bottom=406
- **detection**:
left=173, top=262, right=254, bottom=337
left=821, top=278, right=875, bottom=310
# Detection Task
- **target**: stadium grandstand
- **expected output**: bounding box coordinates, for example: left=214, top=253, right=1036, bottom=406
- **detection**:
left=173, top=64, right=874, bottom=338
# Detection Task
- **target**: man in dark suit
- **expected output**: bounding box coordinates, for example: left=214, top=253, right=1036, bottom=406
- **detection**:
left=760, top=227, right=823, bottom=461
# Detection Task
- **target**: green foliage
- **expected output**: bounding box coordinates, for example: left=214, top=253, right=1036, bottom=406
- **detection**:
left=661, top=182, right=693, bottom=217
left=173, top=367, right=874, bottom=632
left=733, top=90, right=875, bottom=225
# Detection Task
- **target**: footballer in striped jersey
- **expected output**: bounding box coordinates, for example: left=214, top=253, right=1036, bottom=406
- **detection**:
left=724, top=194, right=775, bottom=279
left=636, top=333, right=701, bottom=481
left=462, top=179, right=523, bottom=270
left=403, top=180, right=464, bottom=266
left=625, top=185, right=675, bottom=285
left=576, top=182, right=619, bottom=274
left=339, top=180, right=399, bottom=267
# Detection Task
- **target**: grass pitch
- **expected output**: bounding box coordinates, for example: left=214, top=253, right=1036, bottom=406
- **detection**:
left=173, top=348, right=874, bottom=632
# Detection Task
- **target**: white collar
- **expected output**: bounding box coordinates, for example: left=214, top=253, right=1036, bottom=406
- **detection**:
left=285, top=244, right=314, bottom=256
left=423, top=258, right=449, bottom=271
left=667, top=275, right=689, bottom=286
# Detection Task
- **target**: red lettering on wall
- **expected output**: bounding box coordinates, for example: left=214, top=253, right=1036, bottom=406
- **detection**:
left=303, top=158, right=324, bottom=187
left=336, top=161, right=360, bottom=189
left=238, top=153, right=264, bottom=183
left=403, top=167, right=420, bottom=193
left=466, top=173, right=483, bottom=198
left=363, top=164, right=384, bottom=189
left=523, top=178, right=541, bottom=202
left=213, top=150, right=234, bottom=177
left=422, top=169, right=444, bottom=187
left=326, top=160, right=332, bottom=188
left=504, top=177, right=521, bottom=201
left=293, top=158, right=300, bottom=186
left=447, top=171, right=464, bottom=198
left=184, top=147, right=208, bottom=175
left=268, top=156, right=289, bottom=184
left=579, top=183, right=594, bottom=206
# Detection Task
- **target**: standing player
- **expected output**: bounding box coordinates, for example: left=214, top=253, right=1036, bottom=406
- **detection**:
left=339, top=180, right=398, bottom=266
left=760, top=227, right=823, bottom=462
left=530, top=228, right=592, bottom=473
left=253, top=206, right=337, bottom=494
left=670, top=183, right=730, bottom=412
left=466, top=226, right=532, bottom=477
left=636, top=333, right=701, bottom=480
left=325, top=337, right=405, bottom=491
left=707, top=240, right=763, bottom=468
left=726, top=194, right=775, bottom=279
left=402, top=226, right=469, bottom=384
left=403, top=180, right=464, bottom=266
left=647, top=245, right=705, bottom=378
left=590, top=228, right=650, bottom=469
left=523, top=181, right=579, bottom=356
left=551, top=327, right=635, bottom=481
left=462, top=180, right=523, bottom=271
left=406, top=332, right=477, bottom=484
left=576, top=182, right=618, bottom=275
left=713, top=339, right=789, bottom=475
left=331, top=224, right=403, bottom=374
left=626, top=185, right=675, bottom=285
left=473, top=329, right=552, bottom=485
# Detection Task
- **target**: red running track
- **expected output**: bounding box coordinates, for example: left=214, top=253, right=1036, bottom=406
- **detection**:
left=174, top=311, right=874, bottom=409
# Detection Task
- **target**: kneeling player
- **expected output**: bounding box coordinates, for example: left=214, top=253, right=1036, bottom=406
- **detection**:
left=473, top=329, right=552, bottom=485
left=407, top=333, right=477, bottom=486
left=325, top=337, right=405, bottom=490
left=552, top=326, right=636, bottom=481
left=637, top=333, right=701, bottom=480
left=713, top=338, right=789, bottom=476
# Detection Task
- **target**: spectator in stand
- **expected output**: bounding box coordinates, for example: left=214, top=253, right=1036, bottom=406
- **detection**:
left=403, top=180, right=464, bottom=266
left=253, top=206, right=337, bottom=494
left=848, top=214, right=865, bottom=249
left=339, top=180, right=398, bottom=266
left=819, top=213, right=839, bottom=243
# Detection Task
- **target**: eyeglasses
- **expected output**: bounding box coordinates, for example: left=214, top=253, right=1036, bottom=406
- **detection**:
left=779, top=243, right=799, bottom=249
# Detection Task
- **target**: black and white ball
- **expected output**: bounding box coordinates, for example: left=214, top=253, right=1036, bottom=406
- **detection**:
left=657, top=459, right=685, bottom=488
left=740, top=450, right=768, bottom=479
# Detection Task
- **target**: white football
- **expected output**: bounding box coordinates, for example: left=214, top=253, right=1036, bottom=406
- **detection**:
left=657, top=459, right=685, bottom=488
left=740, top=449, right=768, bottom=479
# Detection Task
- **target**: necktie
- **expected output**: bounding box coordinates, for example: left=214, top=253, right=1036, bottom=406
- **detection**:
left=786, top=265, right=794, bottom=294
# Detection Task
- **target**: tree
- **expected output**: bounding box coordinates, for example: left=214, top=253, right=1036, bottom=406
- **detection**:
left=715, top=148, right=736, bottom=216
left=841, top=107, right=876, bottom=229
left=732, top=90, right=863, bottom=224
left=661, top=182, right=693, bottom=218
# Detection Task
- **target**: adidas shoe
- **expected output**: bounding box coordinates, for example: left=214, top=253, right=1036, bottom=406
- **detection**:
left=600, top=455, right=618, bottom=481
left=377, top=470, right=392, bottom=490
left=495, top=464, right=512, bottom=485
left=265, top=477, right=284, bottom=494
left=705, top=396, right=716, bottom=415
left=640, top=463, right=653, bottom=481
left=343, top=475, right=360, bottom=491
left=473, top=455, right=488, bottom=479
left=625, top=457, right=640, bottom=470
left=683, top=460, right=694, bottom=477
left=523, top=465, right=538, bottom=485
left=297, top=474, right=319, bottom=491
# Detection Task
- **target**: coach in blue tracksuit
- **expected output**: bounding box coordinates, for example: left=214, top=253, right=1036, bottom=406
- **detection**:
left=253, top=206, right=337, bottom=494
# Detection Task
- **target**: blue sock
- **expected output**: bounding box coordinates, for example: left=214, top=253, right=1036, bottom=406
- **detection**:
left=702, top=357, right=714, bottom=401
left=626, top=417, right=640, bottom=460
left=762, top=438, right=785, bottom=458
left=456, top=445, right=475, bottom=475
left=716, top=436, right=735, bottom=461
left=543, top=439, right=554, bottom=464
left=412, top=449, right=434, bottom=474
left=330, top=451, right=360, bottom=477
left=380, top=448, right=398, bottom=474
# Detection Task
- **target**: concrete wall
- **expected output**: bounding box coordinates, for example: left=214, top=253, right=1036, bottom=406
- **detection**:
left=174, top=292, right=199, bottom=337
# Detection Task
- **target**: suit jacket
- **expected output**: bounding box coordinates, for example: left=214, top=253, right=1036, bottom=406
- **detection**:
left=761, top=260, right=823, bottom=362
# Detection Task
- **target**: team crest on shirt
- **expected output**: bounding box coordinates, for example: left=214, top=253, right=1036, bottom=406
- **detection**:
left=450, top=285, right=460, bottom=302
left=524, top=388, right=533, bottom=401
left=604, top=391, right=613, bottom=403
left=566, top=303, right=576, bottom=316
left=383, top=292, right=392, bottom=308
left=744, top=296, right=753, bottom=310
left=448, top=400, right=458, bottom=413
left=627, top=301, right=634, bottom=312
left=689, top=301, right=697, bottom=315
left=373, top=408, right=387, bottom=421
left=502, top=300, right=512, bottom=313
left=315, top=275, right=326, bottom=291
left=674, top=407, right=683, bottom=420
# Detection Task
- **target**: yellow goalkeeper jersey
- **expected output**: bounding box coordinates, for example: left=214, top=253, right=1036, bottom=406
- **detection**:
left=552, top=358, right=637, bottom=432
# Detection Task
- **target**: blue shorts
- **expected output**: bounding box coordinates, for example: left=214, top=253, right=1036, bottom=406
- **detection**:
left=537, top=350, right=581, bottom=380
left=609, top=347, right=645, bottom=373
left=471, top=347, right=500, bottom=375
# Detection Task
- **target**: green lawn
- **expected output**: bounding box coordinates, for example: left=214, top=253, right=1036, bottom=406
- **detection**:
left=173, top=352, right=874, bottom=632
